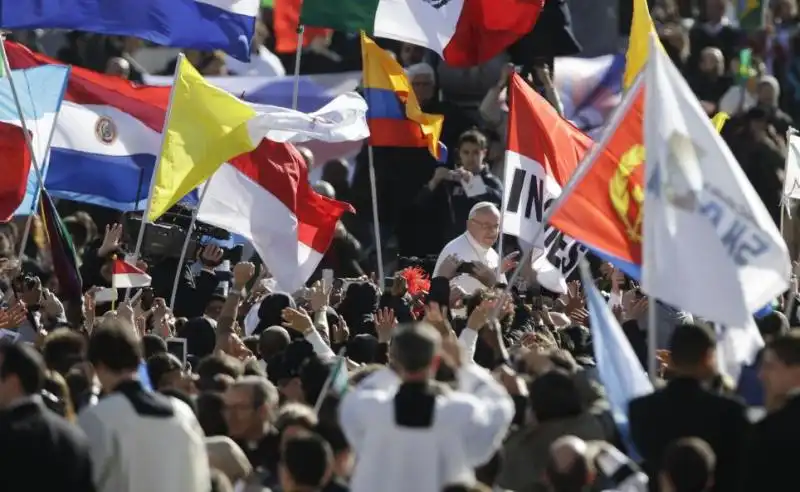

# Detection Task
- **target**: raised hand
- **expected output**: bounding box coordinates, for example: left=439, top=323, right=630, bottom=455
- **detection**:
left=0, top=302, right=27, bottom=330
left=331, top=315, right=350, bottom=345
left=500, top=251, right=520, bottom=274
left=41, top=288, right=64, bottom=319
left=375, top=307, right=396, bottom=343
left=423, top=301, right=452, bottom=339
left=466, top=298, right=497, bottom=332
left=308, top=279, right=332, bottom=312
left=281, top=307, right=314, bottom=334
left=232, top=261, right=256, bottom=289
left=199, top=244, right=224, bottom=267
left=437, top=254, right=460, bottom=280
left=98, top=223, right=123, bottom=257
left=561, top=281, right=586, bottom=316
left=623, top=297, right=649, bottom=323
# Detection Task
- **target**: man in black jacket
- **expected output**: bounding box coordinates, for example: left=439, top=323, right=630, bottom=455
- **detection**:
left=629, top=323, right=750, bottom=492
left=743, top=330, right=800, bottom=491
left=0, top=342, right=95, bottom=491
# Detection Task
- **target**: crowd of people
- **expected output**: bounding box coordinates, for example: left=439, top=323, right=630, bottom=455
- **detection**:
left=2, top=0, right=800, bottom=491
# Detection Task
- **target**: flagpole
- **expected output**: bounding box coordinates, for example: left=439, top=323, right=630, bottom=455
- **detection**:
left=489, top=73, right=646, bottom=322
left=313, top=347, right=346, bottom=414
left=168, top=178, right=213, bottom=310
left=367, top=145, right=385, bottom=284
left=126, top=53, right=184, bottom=301
left=497, top=160, right=506, bottom=277
left=291, top=26, right=304, bottom=110
left=646, top=293, right=658, bottom=383
left=0, top=36, right=52, bottom=256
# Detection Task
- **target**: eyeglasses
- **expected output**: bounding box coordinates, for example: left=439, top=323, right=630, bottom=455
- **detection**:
left=470, top=219, right=500, bottom=231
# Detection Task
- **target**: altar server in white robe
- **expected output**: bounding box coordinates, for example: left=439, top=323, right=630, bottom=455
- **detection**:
left=339, top=322, right=515, bottom=492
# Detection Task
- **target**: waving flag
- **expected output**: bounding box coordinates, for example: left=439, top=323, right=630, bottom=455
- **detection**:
left=643, top=38, right=790, bottom=327
left=0, top=123, right=30, bottom=221
left=549, top=80, right=645, bottom=279
left=196, top=140, right=353, bottom=292
left=273, top=0, right=332, bottom=54
left=40, top=188, right=83, bottom=301
left=623, top=0, right=663, bottom=89
left=149, top=56, right=369, bottom=222
left=502, top=73, right=589, bottom=292
left=0, top=63, right=70, bottom=216
left=579, top=259, right=651, bottom=459
left=0, top=0, right=259, bottom=62
left=557, top=54, right=625, bottom=137
left=302, top=0, right=544, bottom=67
left=361, top=33, right=444, bottom=160
left=6, top=41, right=170, bottom=212
left=112, top=258, right=151, bottom=289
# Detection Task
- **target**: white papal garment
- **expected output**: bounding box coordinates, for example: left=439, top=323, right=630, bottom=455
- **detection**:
left=433, top=232, right=505, bottom=294
left=339, top=364, right=514, bottom=492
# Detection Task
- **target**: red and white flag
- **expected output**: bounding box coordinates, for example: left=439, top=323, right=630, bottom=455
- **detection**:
left=197, top=140, right=353, bottom=292
left=111, top=259, right=151, bottom=289
left=501, top=74, right=590, bottom=293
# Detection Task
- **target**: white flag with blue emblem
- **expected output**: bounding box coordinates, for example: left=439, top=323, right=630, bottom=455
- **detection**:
left=642, top=35, right=791, bottom=327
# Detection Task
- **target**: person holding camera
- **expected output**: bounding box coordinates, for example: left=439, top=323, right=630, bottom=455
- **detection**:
left=432, top=202, right=519, bottom=295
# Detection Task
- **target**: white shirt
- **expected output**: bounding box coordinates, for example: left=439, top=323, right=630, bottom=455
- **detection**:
left=433, top=232, right=504, bottom=294
left=224, top=45, right=286, bottom=77
left=79, top=386, right=210, bottom=492
left=340, top=365, right=514, bottom=492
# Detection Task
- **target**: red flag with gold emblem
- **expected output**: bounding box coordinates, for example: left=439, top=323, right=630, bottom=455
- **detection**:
left=549, top=80, right=646, bottom=278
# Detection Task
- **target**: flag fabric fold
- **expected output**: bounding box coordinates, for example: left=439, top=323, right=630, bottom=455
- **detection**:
left=501, top=73, right=588, bottom=292
left=111, top=259, right=152, bottom=289
left=149, top=56, right=369, bottom=222
left=0, top=0, right=260, bottom=62
left=642, top=37, right=791, bottom=327
left=303, top=0, right=544, bottom=67
left=549, top=78, right=646, bottom=279
left=0, top=63, right=70, bottom=216
left=623, top=0, right=663, bottom=89
left=361, top=33, right=444, bottom=160
left=5, top=41, right=172, bottom=212
left=39, top=188, right=83, bottom=301
left=0, top=122, right=30, bottom=222
left=273, top=0, right=332, bottom=54
left=196, top=140, right=353, bottom=292
left=579, top=260, right=652, bottom=459
left=784, top=133, right=800, bottom=201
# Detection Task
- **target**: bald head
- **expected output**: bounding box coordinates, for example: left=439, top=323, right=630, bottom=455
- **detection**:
left=259, top=326, right=291, bottom=361
left=546, top=436, right=593, bottom=492
left=313, top=181, right=336, bottom=199
left=105, top=57, right=130, bottom=79
left=296, top=146, right=314, bottom=169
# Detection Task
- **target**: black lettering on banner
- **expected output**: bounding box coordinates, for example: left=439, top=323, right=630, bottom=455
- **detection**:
left=546, top=232, right=568, bottom=269
left=506, top=168, right=526, bottom=213
left=504, top=168, right=546, bottom=223
left=561, top=242, right=587, bottom=274
left=528, top=178, right=544, bottom=223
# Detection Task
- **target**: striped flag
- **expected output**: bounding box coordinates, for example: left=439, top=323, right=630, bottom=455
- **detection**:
left=39, top=188, right=83, bottom=301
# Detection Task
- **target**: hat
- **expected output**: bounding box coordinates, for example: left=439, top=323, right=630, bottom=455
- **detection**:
left=206, top=436, right=252, bottom=482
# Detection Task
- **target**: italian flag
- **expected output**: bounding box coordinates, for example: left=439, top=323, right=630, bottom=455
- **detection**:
left=300, top=0, right=544, bottom=67
left=112, top=259, right=151, bottom=289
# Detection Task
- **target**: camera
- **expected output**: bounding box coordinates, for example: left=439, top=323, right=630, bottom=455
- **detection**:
left=123, top=205, right=241, bottom=264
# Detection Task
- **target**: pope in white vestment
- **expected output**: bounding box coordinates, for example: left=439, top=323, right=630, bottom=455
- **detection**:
left=433, top=202, right=514, bottom=294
